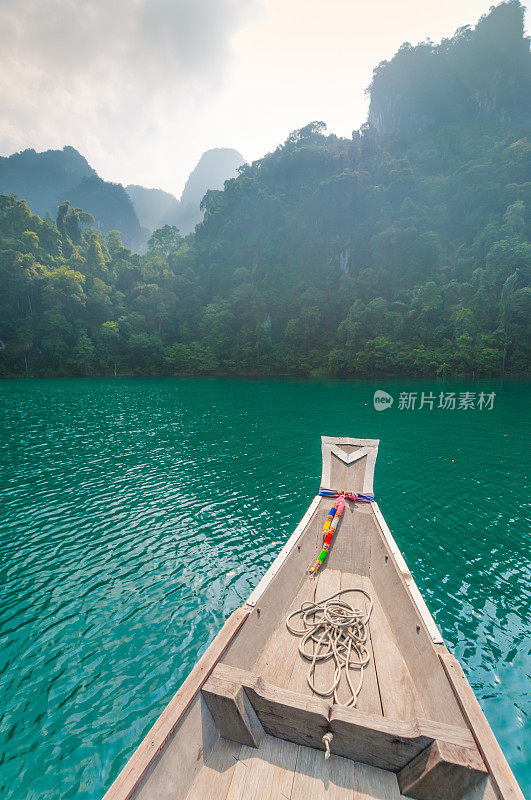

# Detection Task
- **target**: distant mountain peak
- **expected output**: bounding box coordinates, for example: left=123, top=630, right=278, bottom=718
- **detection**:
left=180, top=148, right=245, bottom=206
left=126, top=147, right=246, bottom=237
left=0, top=146, right=141, bottom=248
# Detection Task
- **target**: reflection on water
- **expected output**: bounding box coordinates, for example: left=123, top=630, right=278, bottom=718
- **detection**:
left=0, top=378, right=529, bottom=798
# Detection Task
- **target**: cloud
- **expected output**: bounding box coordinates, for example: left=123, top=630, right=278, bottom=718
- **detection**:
left=0, top=0, right=260, bottom=189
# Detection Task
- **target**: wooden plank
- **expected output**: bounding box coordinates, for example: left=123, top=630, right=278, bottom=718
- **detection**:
left=225, top=734, right=299, bottom=800
left=440, top=653, right=525, bottom=800
left=368, top=519, right=466, bottom=727
left=459, top=777, right=499, bottom=800
left=202, top=675, right=264, bottom=748
left=211, top=663, right=331, bottom=750
left=290, top=745, right=356, bottom=800
left=186, top=737, right=242, bottom=800
left=338, top=573, right=382, bottom=714
left=397, top=740, right=487, bottom=800
left=287, top=579, right=318, bottom=695
left=312, top=568, right=342, bottom=701
left=371, top=502, right=443, bottom=644
left=223, top=502, right=325, bottom=673
left=246, top=495, right=321, bottom=607
left=329, top=704, right=478, bottom=772
left=368, top=584, right=425, bottom=720
left=326, top=503, right=373, bottom=577
left=204, top=663, right=482, bottom=780
left=354, top=761, right=401, bottom=799
left=330, top=452, right=369, bottom=496
left=252, top=577, right=316, bottom=692
left=134, top=695, right=218, bottom=800
left=290, top=745, right=402, bottom=800
left=102, top=605, right=251, bottom=800
left=321, top=436, right=379, bottom=494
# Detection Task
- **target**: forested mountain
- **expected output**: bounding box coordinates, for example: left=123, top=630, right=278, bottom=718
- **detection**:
left=369, top=0, right=531, bottom=136
left=0, top=147, right=95, bottom=217
left=125, top=185, right=180, bottom=235
left=0, top=1, right=529, bottom=378
left=126, top=148, right=246, bottom=235
left=0, top=144, right=244, bottom=251
left=0, top=146, right=143, bottom=250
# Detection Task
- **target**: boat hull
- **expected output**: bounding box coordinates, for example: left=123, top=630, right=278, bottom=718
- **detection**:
left=102, top=437, right=523, bottom=800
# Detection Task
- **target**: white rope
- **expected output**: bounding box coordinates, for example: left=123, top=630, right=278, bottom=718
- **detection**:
left=286, top=588, right=373, bottom=707
left=322, top=732, right=333, bottom=760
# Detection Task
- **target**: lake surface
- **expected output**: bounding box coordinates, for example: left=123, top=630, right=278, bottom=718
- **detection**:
left=0, top=378, right=529, bottom=799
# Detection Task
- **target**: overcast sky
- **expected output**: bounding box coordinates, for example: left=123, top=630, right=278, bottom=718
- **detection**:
left=0, top=0, right=529, bottom=197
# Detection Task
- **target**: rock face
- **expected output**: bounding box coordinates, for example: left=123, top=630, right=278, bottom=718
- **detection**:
left=368, top=1, right=531, bottom=137
left=176, top=148, right=245, bottom=233
left=125, top=185, right=180, bottom=234
left=0, top=146, right=142, bottom=249
left=126, top=147, right=246, bottom=236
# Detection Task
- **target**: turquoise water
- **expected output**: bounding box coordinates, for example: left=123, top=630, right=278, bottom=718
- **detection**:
left=0, top=378, right=529, bottom=799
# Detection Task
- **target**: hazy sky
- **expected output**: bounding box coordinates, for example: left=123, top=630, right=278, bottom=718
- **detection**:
left=0, top=0, right=529, bottom=197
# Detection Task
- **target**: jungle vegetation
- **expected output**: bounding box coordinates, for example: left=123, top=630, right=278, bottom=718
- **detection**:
left=1, top=1, right=529, bottom=378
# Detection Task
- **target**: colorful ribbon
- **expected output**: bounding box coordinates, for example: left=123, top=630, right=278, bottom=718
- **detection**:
left=319, top=487, right=374, bottom=502
left=309, top=488, right=375, bottom=577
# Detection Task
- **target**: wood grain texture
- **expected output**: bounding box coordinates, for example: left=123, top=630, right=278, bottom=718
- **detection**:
left=354, top=761, right=402, bottom=800
left=134, top=696, right=218, bottom=800
left=440, top=653, right=525, bottom=800
left=252, top=578, right=316, bottom=692
left=246, top=495, right=321, bottom=608
left=312, top=568, right=342, bottom=701
left=202, top=662, right=482, bottom=781
left=336, top=572, right=382, bottom=715
left=397, top=739, right=487, bottom=800
left=325, top=503, right=373, bottom=577
left=320, top=437, right=379, bottom=495
left=291, top=745, right=403, bottom=800
left=369, top=525, right=466, bottom=727
left=330, top=452, right=368, bottom=496
left=330, top=705, right=477, bottom=772
left=368, top=585, right=424, bottom=720
left=290, top=746, right=354, bottom=800
left=202, top=675, right=264, bottom=748
left=225, top=734, right=299, bottom=800
left=186, top=737, right=242, bottom=800
left=102, top=605, right=250, bottom=800
left=212, top=663, right=331, bottom=750
left=223, top=501, right=324, bottom=673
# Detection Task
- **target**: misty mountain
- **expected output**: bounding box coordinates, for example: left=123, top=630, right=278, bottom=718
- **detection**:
left=0, top=143, right=245, bottom=250
left=125, top=185, right=180, bottom=234
left=368, top=0, right=531, bottom=136
left=0, top=146, right=142, bottom=249
left=174, top=148, right=246, bottom=232
left=0, top=146, right=95, bottom=216
left=1, top=1, right=529, bottom=380
left=126, top=148, right=246, bottom=236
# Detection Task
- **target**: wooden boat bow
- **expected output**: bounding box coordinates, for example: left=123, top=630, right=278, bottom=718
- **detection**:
left=102, top=436, right=523, bottom=800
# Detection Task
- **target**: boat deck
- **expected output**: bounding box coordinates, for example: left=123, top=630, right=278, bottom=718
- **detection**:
left=252, top=566, right=421, bottom=718
left=185, top=551, right=412, bottom=800
left=182, top=533, right=434, bottom=799
left=249, top=498, right=429, bottom=721
left=105, top=438, right=522, bottom=800
left=186, top=733, right=402, bottom=800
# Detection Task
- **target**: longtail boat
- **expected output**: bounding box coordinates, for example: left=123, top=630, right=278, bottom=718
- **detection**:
left=103, top=436, right=523, bottom=800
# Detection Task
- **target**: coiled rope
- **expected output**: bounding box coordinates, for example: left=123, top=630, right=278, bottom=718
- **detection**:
left=286, top=588, right=373, bottom=707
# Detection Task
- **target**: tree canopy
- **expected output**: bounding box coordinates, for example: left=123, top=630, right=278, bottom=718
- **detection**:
left=0, top=2, right=529, bottom=378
